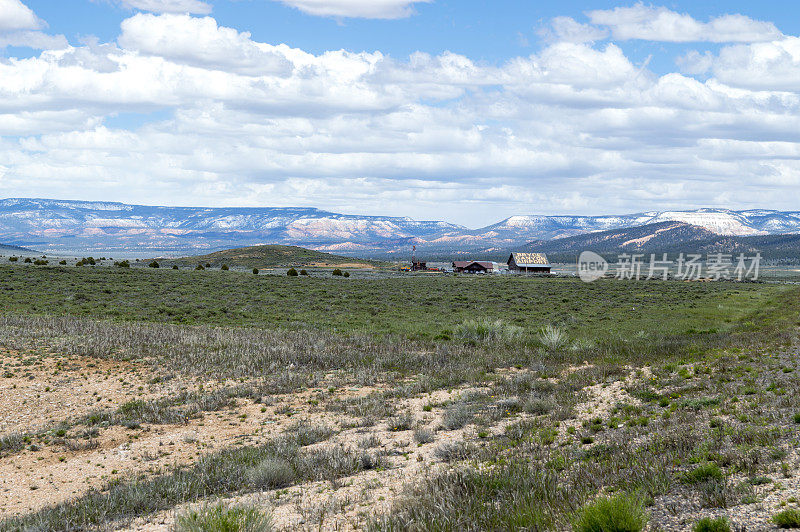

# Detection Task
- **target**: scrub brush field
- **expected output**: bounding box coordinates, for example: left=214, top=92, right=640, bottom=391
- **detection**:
left=0, top=264, right=799, bottom=531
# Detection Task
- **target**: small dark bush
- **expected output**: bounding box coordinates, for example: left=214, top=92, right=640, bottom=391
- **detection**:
left=683, top=463, right=725, bottom=484
left=287, top=268, right=298, bottom=277
left=195, top=264, right=205, bottom=270
left=332, top=268, right=343, bottom=276
left=173, top=265, right=179, bottom=270
left=23, top=257, right=32, bottom=263
left=694, top=516, right=731, bottom=532
left=299, top=269, right=308, bottom=276
left=114, top=260, right=130, bottom=268
left=253, top=268, right=259, bottom=275
left=59, top=260, right=67, bottom=265
left=774, top=509, right=800, bottom=528
left=8, top=256, right=17, bottom=262
left=343, top=271, right=350, bottom=277
left=221, top=264, right=229, bottom=271
left=33, top=259, right=48, bottom=265
left=148, top=261, right=160, bottom=268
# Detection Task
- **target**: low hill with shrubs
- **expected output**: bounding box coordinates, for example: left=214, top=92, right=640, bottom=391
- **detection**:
left=156, top=244, right=384, bottom=269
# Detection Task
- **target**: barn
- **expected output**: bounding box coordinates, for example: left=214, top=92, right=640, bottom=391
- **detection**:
left=465, top=261, right=497, bottom=273
left=508, top=252, right=551, bottom=274
left=452, top=261, right=472, bottom=273
left=453, top=260, right=500, bottom=273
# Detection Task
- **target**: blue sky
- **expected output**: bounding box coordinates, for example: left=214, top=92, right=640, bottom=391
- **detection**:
left=21, top=1, right=798, bottom=68
left=1, top=0, right=800, bottom=225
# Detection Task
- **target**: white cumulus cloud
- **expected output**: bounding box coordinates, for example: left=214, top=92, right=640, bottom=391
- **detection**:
left=272, top=0, right=431, bottom=19
left=588, top=3, right=782, bottom=43
left=0, top=0, right=41, bottom=31
left=118, top=14, right=292, bottom=75
left=703, top=37, right=800, bottom=91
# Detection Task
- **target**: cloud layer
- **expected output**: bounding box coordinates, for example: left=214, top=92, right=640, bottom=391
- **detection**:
left=587, top=4, right=782, bottom=43
left=117, top=0, right=212, bottom=15
left=1, top=2, right=799, bottom=224
left=273, top=0, right=431, bottom=19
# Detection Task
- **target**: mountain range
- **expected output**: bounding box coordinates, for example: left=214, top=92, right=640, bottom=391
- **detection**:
left=523, top=222, right=800, bottom=262
left=1, top=198, right=800, bottom=257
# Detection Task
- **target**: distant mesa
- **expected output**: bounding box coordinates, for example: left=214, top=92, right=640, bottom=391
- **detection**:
left=0, top=198, right=799, bottom=257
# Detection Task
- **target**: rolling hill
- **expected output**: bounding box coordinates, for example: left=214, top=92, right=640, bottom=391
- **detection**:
left=159, top=245, right=385, bottom=269
left=0, top=243, right=36, bottom=254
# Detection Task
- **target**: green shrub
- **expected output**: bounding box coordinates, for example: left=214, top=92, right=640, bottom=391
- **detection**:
left=573, top=492, right=648, bottom=532
left=114, top=260, right=130, bottom=268
left=33, top=259, right=48, bottom=265
left=332, top=268, right=343, bottom=276
left=299, top=269, right=308, bottom=276
left=173, top=265, right=179, bottom=270
left=774, top=509, right=800, bottom=528
left=343, top=271, right=350, bottom=277
left=387, top=412, right=414, bottom=431
left=174, top=502, right=272, bottom=532
left=441, top=402, right=473, bottom=430
left=693, top=516, right=731, bottom=532
left=23, top=257, right=32, bottom=263
left=413, top=428, right=435, bottom=444
left=59, top=260, right=67, bottom=265
left=792, top=413, right=800, bottom=424
left=245, top=458, right=295, bottom=489
left=252, top=268, right=259, bottom=275
left=148, top=261, right=160, bottom=269
left=8, top=256, right=17, bottom=262
left=454, top=318, right=523, bottom=344
left=287, top=268, right=298, bottom=277
left=221, top=264, right=229, bottom=271
left=196, top=264, right=205, bottom=270
left=538, top=324, right=568, bottom=350
left=683, top=463, right=725, bottom=484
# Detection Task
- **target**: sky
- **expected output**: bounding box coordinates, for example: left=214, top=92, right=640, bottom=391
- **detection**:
left=1, top=0, right=800, bottom=226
